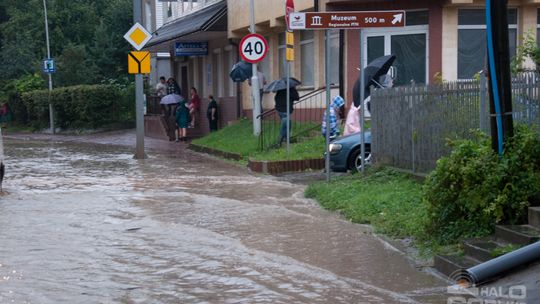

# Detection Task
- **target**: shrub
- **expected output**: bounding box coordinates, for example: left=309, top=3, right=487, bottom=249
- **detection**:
left=20, top=84, right=134, bottom=130
left=424, top=126, right=540, bottom=245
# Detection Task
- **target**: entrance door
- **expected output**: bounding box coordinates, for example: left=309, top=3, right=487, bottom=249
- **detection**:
left=363, top=26, right=429, bottom=86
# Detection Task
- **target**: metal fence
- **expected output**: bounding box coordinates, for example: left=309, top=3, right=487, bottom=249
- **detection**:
left=146, top=95, right=162, bottom=115
left=258, top=87, right=329, bottom=151
left=371, top=72, right=540, bottom=173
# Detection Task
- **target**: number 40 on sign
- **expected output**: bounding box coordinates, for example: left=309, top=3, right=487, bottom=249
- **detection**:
left=239, top=34, right=268, bottom=64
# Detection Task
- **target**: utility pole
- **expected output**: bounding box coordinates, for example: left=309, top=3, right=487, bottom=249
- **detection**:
left=249, top=0, right=261, bottom=135
left=133, top=0, right=146, bottom=159
left=43, top=0, right=54, bottom=134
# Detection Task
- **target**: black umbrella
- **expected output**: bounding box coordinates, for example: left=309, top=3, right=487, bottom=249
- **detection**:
left=229, top=60, right=252, bottom=82
left=353, top=55, right=396, bottom=107
left=264, top=77, right=301, bottom=92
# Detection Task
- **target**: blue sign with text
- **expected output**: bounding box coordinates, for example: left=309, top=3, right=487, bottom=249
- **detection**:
left=43, top=58, right=55, bottom=74
left=175, top=42, right=208, bottom=56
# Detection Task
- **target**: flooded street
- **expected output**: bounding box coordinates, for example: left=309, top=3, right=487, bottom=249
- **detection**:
left=0, top=137, right=449, bottom=303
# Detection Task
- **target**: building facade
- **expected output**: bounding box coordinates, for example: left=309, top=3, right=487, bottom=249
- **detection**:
left=145, top=0, right=240, bottom=135
left=229, top=0, right=540, bottom=109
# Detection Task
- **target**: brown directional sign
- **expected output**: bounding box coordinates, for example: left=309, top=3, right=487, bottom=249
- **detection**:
left=289, top=11, right=406, bottom=30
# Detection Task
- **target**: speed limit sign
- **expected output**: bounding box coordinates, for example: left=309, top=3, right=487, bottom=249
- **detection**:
left=239, top=34, right=268, bottom=64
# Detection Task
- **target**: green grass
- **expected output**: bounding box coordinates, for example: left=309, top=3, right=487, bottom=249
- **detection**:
left=252, top=135, right=325, bottom=161
left=305, top=168, right=428, bottom=240
left=192, top=119, right=259, bottom=158
left=192, top=119, right=325, bottom=161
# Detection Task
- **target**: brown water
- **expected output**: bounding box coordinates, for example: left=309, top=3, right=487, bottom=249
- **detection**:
left=0, top=138, right=450, bottom=303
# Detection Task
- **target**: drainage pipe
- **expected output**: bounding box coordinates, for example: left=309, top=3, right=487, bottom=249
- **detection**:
left=466, top=241, right=540, bottom=285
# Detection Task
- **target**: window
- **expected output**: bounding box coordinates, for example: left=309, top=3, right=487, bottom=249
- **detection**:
left=259, top=37, right=271, bottom=88
left=224, top=49, right=234, bottom=97
left=167, top=2, right=172, bottom=18
left=278, top=33, right=287, bottom=78
left=537, top=8, right=540, bottom=45
left=197, top=57, right=204, bottom=96
left=300, top=31, right=314, bottom=86
left=406, top=10, right=429, bottom=26
left=458, top=8, right=518, bottom=79
left=329, top=30, right=340, bottom=85
left=212, top=51, right=220, bottom=96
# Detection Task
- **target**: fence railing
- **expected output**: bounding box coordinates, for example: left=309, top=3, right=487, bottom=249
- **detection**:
left=146, top=95, right=162, bottom=115
left=371, top=72, right=540, bottom=173
left=258, top=87, right=328, bottom=151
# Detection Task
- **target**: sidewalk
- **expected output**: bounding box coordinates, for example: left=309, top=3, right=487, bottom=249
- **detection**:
left=3, top=129, right=187, bottom=153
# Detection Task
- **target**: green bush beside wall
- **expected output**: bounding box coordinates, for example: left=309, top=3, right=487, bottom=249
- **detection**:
left=18, top=84, right=134, bottom=130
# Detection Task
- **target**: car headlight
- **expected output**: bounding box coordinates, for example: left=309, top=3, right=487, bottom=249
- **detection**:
left=329, top=143, right=342, bottom=154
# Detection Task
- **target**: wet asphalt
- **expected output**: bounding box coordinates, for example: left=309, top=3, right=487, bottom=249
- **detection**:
left=0, top=134, right=452, bottom=303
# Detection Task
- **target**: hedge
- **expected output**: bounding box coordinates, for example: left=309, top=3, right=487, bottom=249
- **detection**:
left=17, top=84, right=135, bottom=130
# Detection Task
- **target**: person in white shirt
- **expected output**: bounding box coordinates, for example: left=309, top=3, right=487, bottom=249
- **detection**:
left=155, top=76, right=167, bottom=98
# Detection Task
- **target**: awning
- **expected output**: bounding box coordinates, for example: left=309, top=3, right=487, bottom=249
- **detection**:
left=146, top=1, right=227, bottom=49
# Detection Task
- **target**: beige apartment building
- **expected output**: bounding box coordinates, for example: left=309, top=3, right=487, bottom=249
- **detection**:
left=229, top=0, right=540, bottom=111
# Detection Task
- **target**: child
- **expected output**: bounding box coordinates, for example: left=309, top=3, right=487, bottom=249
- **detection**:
left=321, top=96, right=345, bottom=139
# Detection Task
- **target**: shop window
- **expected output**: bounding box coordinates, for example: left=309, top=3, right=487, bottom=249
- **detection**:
left=300, top=31, right=314, bottom=87
left=458, top=8, right=517, bottom=79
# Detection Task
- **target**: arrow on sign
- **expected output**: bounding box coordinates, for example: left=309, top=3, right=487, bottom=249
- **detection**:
left=392, top=13, right=403, bottom=25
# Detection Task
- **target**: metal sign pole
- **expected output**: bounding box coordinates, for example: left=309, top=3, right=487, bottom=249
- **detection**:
left=286, top=61, right=290, bottom=153
left=325, top=29, right=331, bottom=182
left=250, top=0, right=261, bottom=136
left=359, top=29, right=366, bottom=174
left=133, top=0, right=146, bottom=159
left=43, top=0, right=54, bottom=134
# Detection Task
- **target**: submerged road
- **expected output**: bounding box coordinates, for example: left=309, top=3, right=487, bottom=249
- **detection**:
left=0, top=136, right=449, bottom=303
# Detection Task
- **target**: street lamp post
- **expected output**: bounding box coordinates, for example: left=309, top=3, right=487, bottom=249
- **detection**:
left=42, top=0, right=55, bottom=134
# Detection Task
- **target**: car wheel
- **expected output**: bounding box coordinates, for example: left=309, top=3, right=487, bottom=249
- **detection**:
left=348, top=146, right=372, bottom=173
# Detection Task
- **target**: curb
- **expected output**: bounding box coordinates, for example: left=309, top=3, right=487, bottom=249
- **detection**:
left=248, top=158, right=324, bottom=175
left=188, top=143, right=243, bottom=161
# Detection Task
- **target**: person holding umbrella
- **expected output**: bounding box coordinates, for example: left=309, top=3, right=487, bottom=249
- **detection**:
left=344, top=55, right=396, bottom=136
left=267, top=77, right=301, bottom=146
left=160, top=78, right=183, bottom=141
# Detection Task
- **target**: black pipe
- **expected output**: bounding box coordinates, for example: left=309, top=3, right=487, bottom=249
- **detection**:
left=466, top=241, right=540, bottom=285
left=486, top=0, right=513, bottom=154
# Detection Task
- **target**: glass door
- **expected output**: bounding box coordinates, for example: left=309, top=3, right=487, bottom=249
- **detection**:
left=363, top=27, right=429, bottom=86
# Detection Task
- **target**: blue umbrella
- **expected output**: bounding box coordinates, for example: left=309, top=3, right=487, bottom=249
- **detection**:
left=229, top=61, right=252, bottom=82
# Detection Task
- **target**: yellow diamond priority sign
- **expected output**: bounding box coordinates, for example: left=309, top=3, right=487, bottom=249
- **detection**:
left=124, top=23, right=152, bottom=51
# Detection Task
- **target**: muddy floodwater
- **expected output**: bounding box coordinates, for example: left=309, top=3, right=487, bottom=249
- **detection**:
left=0, top=137, right=450, bottom=303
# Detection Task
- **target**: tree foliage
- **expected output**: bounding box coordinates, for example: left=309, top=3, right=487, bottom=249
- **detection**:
left=0, top=0, right=133, bottom=93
